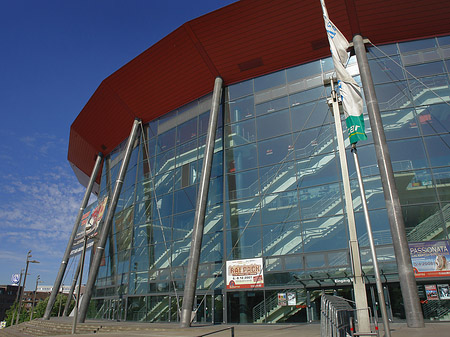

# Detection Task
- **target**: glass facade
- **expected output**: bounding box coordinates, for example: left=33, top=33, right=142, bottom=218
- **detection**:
left=86, top=36, right=450, bottom=323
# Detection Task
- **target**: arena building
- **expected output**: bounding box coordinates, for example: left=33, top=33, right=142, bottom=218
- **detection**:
left=58, top=0, right=450, bottom=325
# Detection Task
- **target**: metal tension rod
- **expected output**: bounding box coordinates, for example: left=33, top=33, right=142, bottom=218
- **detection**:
left=353, top=34, right=424, bottom=328
left=43, top=152, right=103, bottom=320
left=78, top=118, right=141, bottom=323
left=180, top=77, right=223, bottom=328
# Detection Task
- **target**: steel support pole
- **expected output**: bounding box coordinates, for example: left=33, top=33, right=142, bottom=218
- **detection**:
left=44, top=152, right=103, bottom=320
left=352, top=144, right=391, bottom=337
left=180, top=77, right=223, bottom=328
left=353, top=34, right=424, bottom=328
left=63, top=258, right=81, bottom=317
left=72, top=235, right=87, bottom=334
left=328, top=79, right=371, bottom=333
left=78, top=118, right=141, bottom=323
left=16, top=257, right=30, bottom=325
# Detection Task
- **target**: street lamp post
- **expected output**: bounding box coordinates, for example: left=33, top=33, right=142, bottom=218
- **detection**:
left=11, top=269, right=23, bottom=326
left=16, top=251, right=39, bottom=325
left=30, top=275, right=40, bottom=321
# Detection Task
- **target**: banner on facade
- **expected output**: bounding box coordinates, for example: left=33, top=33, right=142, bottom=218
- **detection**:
left=425, top=285, right=439, bottom=300
left=226, top=257, right=264, bottom=289
left=409, top=240, right=450, bottom=278
left=70, top=197, right=108, bottom=257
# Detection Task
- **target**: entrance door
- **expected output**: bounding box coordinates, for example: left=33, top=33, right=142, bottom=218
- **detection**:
left=195, top=295, right=213, bottom=323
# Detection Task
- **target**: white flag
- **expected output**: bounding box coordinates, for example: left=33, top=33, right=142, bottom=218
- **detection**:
left=320, top=0, right=367, bottom=143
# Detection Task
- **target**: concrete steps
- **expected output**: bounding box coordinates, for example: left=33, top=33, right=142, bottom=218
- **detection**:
left=0, top=319, right=159, bottom=336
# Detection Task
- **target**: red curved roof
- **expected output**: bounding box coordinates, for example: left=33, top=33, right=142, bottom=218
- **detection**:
left=69, top=0, right=450, bottom=186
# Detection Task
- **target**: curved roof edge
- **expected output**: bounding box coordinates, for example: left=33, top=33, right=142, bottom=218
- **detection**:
left=69, top=0, right=450, bottom=186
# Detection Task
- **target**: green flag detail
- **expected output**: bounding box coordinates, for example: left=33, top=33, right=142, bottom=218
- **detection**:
left=346, top=114, right=367, bottom=144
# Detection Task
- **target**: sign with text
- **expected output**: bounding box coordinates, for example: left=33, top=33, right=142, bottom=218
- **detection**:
left=226, top=257, right=264, bottom=289
left=410, top=240, right=450, bottom=278
left=70, top=197, right=108, bottom=257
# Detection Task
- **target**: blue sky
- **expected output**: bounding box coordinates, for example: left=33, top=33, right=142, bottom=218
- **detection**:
left=0, top=0, right=236, bottom=289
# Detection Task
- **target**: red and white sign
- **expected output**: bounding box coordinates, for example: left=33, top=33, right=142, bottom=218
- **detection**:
left=226, top=258, right=264, bottom=289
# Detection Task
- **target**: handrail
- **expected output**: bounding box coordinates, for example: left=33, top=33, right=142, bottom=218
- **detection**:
left=196, top=326, right=235, bottom=337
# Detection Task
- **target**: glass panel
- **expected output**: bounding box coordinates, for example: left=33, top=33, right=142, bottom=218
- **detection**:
left=265, top=256, right=282, bottom=271
left=289, top=86, right=326, bottom=106
left=225, top=143, right=258, bottom=172
left=225, top=118, right=256, bottom=148
left=346, top=144, right=379, bottom=177
left=156, top=148, right=175, bottom=173
left=226, top=226, right=262, bottom=259
left=287, top=60, right=322, bottom=83
left=285, top=255, right=303, bottom=270
left=261, top=191, right=300, bottom=225
left=381, top=108, right=419, bottom=140
left=201, top=232, right=223, bottom=263
left=173, top=185, right=196, bottom=214
left=438, top=36, right=450, bottom=47
left=303, top=216, right=347, bottom=252
left=255, top=96, right=289, bottom=115
left=256, top=108, right=291, bottom=140
left=403, top=203, right=444, bottom=241
left=406, top=61, right=446, bottom=78
left=299, top=183, right=342, bottom=219
left=293, top=124, right=335, bottom=159
left=417, top=103, right=450, bottom=135
left=291, top=100, right=331, bottom=132
left=157, top=128, right=176, bottom=153
left=177, top=118, right=197, bottom=144
left=147, top=296, right=169, bottom=322
left=254, top=69, right=286, bottom=92
left=367, top=43, right=399, bottom=59
left=227, top=290, right=264, bottom=323
left=305, top=253, right=326, bottom=268
left=263, top=221, right=302, bottom=256
left=226, top=168, right=259, bottom=200
left=350, top=176, right=386, bottom=212
left=368, top=56, right=405, bottom=84
left=155, top=171, right=173, bottom=196
left=225, top=95, right=255, bottom=124
left=424, top=134, right=450, bottom=167
left=395, top=169, right=438, bottom=205
left=354, top=209, right=392, bottom=247
left=259, top=162, right=297, bottom=195
left=173, top=211, right=194, bottom=241
left=409, top=75, right=450, bottom=107
left=387, top=138, right=428, bottom=170
left=433, top=167, right=450, bottom=201
left=374, top=81, right=412, bottom=111
left=153, top=193, right=173, bottom=219
left=257, top=134, right=293, bottom=167
left=297, top=153, right=339, bottom=188
left=226, top=79, right=253, bottom=100
left=399, top=38, right=437, bottom=53
left=226, top=197, right=261, bottom=229
left=127, top=296, right=146, bottom=321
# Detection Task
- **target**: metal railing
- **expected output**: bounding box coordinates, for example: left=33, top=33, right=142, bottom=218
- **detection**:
left=196, top=326, right=235, bottom=337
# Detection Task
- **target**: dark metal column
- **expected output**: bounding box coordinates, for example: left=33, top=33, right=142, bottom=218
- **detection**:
left=43, top=153, right=103, bottom=320
left=180, top=77, right=223, bottom=328
left=62, top=257, right=82, bottom=316
left=353, top=34, right=424, bottom=328
left=78, top=118, right=141, bottom=323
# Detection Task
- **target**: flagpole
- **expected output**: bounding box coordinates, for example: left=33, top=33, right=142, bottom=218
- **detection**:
left=351, top=143, right=391, bottom=337
left=327, top=78, right=371, bottom=333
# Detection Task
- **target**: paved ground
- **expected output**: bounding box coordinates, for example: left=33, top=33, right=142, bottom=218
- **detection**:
left=46, top=321, right=450, bottom=337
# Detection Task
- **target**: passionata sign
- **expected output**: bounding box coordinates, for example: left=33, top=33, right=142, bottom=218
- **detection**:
left=409, top=240, right=450, bottom=278
left=226, top=257, right=264, bottom=289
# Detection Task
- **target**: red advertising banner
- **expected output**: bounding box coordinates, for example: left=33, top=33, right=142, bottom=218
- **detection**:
left=226, top=258, right=264, bottom=289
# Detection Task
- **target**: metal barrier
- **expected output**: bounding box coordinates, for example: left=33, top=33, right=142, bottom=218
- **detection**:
left=321, top=295, right=380, bottom=337
left=321, top=295, right=353, bottom=337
